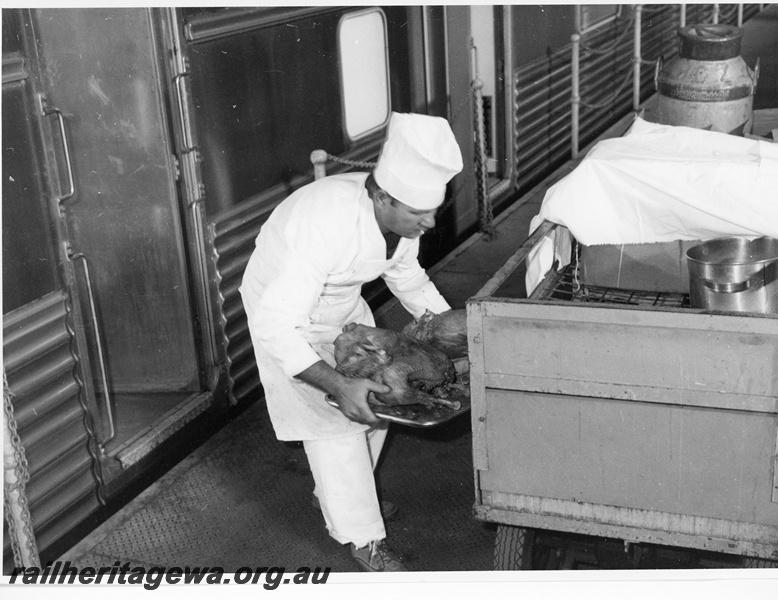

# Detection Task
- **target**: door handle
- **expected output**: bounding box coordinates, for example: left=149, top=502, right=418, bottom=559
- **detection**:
left=38, top=94, right=75, bottom=209
left=69, top=248, right=116, bottom=449
left=174, top=72, right=197, bottom=153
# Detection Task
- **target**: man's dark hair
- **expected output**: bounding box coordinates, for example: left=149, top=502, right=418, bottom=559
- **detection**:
left=366, top=172, right=398, bottom=206
left=365, top=172, right=380, bottom=198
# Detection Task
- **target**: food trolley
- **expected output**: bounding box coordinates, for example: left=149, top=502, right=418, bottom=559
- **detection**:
left=467, top=221, right=778, bottom=568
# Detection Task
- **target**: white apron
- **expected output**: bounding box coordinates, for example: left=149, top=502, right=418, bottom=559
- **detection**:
left=241, top=174, right=449, bottom=441
left=252, top=254, right=396, bottom=441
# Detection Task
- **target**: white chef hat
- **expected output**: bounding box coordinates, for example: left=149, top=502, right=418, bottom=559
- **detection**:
left=373, top=112, right=463, bottom=210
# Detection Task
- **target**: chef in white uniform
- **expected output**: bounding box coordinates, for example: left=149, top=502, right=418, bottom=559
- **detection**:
left=240, top=112, right=463, bottom=572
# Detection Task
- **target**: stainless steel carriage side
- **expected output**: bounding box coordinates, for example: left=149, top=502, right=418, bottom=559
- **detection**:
left=467, top=222, right=778, bottom=568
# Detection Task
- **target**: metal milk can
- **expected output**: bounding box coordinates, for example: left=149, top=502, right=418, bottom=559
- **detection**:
left=656, top=24, right=759, bottom=135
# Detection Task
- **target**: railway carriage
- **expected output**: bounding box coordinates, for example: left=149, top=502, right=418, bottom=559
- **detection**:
left=2, top=4, right=766, bottom=571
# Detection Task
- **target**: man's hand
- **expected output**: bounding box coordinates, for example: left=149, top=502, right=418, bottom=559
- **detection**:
left=330, top=377, right=391, bottom=425
left=295, top=360, right=390, bottom=426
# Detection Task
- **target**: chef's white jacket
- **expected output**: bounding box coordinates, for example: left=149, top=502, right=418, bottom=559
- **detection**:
left=240, top=173, right=450, bottom=441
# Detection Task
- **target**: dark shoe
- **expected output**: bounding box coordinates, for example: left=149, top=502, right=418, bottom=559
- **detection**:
left=311, top=495, right=399, bottom=521
left=350, top=540, right=407, bottom=572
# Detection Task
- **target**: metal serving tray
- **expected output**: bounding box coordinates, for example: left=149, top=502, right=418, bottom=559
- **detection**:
left=325, top=367, right=471, bottom=428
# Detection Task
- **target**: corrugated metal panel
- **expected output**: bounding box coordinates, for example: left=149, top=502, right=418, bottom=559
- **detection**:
left=32, top=479, right=106, bottom=556
left=24, top=443, right=95, bottom=506
left=210, top=201, right=276, bottom=405
left=512, top=4, right=762, bottom=193
left=3, top=290, right=102, bottom=561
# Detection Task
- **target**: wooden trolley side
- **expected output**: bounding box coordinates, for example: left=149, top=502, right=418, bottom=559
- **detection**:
left=467, top=225, right=778, bottom=563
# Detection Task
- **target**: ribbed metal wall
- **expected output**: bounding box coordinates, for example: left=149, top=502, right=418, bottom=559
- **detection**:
left=210, top=202, right=272, bottom=406
left=3, top=290, right=102, bottom=566
left=513, top=4, right=762, bottom=193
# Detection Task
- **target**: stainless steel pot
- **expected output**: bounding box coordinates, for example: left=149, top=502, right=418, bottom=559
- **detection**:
left=686, top=237, right=778, bottom=313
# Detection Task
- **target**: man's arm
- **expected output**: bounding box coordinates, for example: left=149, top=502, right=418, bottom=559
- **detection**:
left=383, top=242, right=451, bottom=318
left=295, top=361, right=391, bottom=426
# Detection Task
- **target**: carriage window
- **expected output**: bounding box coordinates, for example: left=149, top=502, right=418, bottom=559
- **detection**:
left=576, top=5, right=622, bottom=34
left=338, top=9, right=390, bottom=141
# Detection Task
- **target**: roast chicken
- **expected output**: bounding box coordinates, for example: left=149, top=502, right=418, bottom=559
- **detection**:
left=333, top=323, right=461, bottom=409
left=401, top=309, right=468, bottom=359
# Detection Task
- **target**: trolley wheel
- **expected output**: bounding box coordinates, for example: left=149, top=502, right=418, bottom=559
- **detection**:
left=494, top=524, right=536, bottom=570
left=741, top=556, right=778, bottom=568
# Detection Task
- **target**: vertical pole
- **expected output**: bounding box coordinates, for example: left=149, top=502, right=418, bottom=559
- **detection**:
left=471, top=39, right=478, bottom=80
left=633, top=5, right=643, bottom=111
left=713, top=3, right=720, bottom=24
left=473, top=77, right=492, bottom=234
left=310, top=150, right=328, bottom=180
left=680, top=4, right=686, bottom=28
left=571, top=33, right=580, bottom=160
left=737, top=4, right=744, bottom=27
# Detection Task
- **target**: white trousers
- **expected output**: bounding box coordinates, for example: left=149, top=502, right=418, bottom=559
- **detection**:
left=303, top=422, right=389, bottom=547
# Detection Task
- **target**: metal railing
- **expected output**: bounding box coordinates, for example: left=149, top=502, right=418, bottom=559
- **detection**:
left=570, top=3, right=757, bottom=159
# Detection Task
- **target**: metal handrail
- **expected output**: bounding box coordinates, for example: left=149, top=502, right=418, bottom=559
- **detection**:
left=633, top=6, right=643, bottom=111
left=309, top=150, right=377, bottom=180
left=174, top=71, right=197, bottom=153
left=39, top=94, right=75, bottom=208
left=69, top=251, right=116, bottom=448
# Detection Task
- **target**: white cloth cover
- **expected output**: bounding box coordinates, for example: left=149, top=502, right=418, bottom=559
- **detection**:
left=526, top=117, right=778, bottom=294
left=374, top=112, right=463, bottom=210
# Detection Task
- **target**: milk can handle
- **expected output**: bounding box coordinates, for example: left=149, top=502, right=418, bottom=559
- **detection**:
left=751, top=56, right=761, bottom=94
left=653, top=57, right=663, bottom=91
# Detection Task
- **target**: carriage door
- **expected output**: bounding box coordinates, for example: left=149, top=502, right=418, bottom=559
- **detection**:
left=470, top=6, right=515, bottom=201
left=30, top=8, right=209, bottom=488
left=3, top=10, right=106, bottom=562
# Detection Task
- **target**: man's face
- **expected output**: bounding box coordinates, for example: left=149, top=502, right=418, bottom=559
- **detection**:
left=376, top=194, right=438, bottom=238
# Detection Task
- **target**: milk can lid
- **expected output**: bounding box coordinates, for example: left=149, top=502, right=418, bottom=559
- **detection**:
left=678, top=24, right=743, bottom=60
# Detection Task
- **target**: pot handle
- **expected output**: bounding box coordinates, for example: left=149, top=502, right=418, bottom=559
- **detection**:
left=705, top=279, right=752, bottom=293
left=705, top=274, right=766, bottom=294
left=704, top=261, right=778, bottom=293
